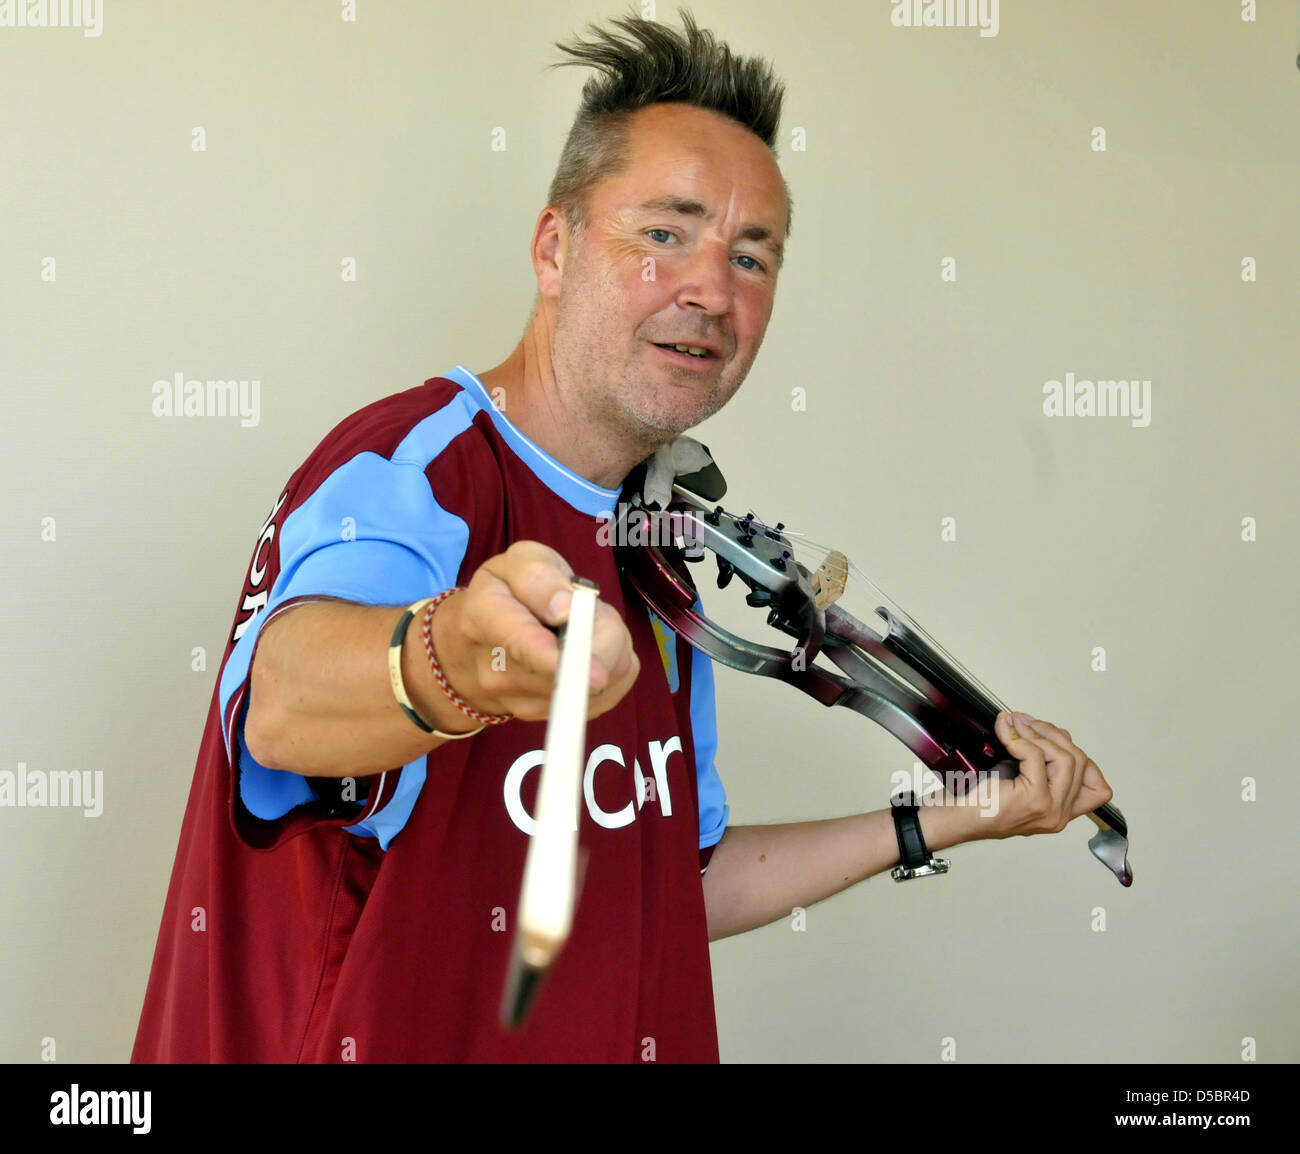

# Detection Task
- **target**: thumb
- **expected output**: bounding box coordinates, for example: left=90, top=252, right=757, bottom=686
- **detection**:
left=995, top=711, right=1040, bottom=771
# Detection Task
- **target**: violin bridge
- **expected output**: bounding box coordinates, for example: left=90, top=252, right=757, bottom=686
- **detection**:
left=811, top=550, right=849, bottom=611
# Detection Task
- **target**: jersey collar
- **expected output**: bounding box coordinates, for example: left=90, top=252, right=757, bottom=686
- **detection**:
left=443, top=365, right=621, bottom=520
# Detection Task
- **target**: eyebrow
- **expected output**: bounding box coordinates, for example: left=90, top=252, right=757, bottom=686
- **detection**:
left=635, top=195, right=785, bottom=267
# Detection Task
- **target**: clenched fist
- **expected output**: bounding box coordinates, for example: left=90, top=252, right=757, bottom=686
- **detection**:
left=430, top=541, right=641, bottom=723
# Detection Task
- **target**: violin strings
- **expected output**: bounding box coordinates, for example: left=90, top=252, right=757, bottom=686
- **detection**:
left=769, top=523, right=1007, bottom=711
left=677, top=495, right=1007, bottom=711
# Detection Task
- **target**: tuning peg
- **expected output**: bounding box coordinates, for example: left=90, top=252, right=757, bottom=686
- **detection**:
left=716, top=557, right=735, bottom=589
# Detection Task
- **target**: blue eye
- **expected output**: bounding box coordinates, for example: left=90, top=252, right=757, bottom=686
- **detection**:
left=644, top=229, right=766, bottom=273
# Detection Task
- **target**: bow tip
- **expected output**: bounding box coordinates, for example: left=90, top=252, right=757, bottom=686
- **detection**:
left=500, top=952, right=547, bottom=1031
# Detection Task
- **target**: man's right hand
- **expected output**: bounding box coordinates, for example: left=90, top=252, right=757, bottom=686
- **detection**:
left=430, top=541, right=641, bottom=723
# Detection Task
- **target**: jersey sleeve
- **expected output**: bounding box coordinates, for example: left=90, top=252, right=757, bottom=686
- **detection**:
left=686, top=608, right=728, bottom=852
left=217, top=391, right=484, bottom=849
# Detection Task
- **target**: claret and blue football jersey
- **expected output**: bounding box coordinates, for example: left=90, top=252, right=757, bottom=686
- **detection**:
left=132, top=366, right=729, bottom=1063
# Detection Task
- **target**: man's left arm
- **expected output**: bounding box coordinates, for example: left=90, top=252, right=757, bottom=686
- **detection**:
left=701, top=711, right=1113, bottom=941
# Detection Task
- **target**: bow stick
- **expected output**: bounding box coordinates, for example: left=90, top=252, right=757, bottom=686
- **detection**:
left=500, top=576, right=600, bottom=1029
left=614, top=465, right=1133, bottom=888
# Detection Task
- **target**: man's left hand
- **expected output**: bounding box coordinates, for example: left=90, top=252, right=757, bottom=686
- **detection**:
left=966, top=711, right=1114, bottom=841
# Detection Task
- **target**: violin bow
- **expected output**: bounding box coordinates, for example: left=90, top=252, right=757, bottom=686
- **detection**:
left=500, top=576, right=600, bottom=1029
left=613, top=464, right=1133, bottom=888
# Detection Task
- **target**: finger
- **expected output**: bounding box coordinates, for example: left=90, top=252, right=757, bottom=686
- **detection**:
left=995, top=711, right=1047, bottom=786
left=588, top=601, right=635, bottom=690
left=499, top=621, right=563, bottom=684
left=463, top=580, right=563, bottom=682
left=997, top=711, right=1074, bottom=827
left=1018, top=716, right=1078, bottom=771
left=1013, top=716, right=1086, bottom=831
left=1070, top=759, right=1114, bottom=819
left=472, top=542, right=579, bottom=684
left=1006, top=713, right=1072, bottom=787
left=482, top=541, right=577, bottom=628
left=588, top=648, right=641, bottom=721
left=1020, top=715, right=1088, bottom=814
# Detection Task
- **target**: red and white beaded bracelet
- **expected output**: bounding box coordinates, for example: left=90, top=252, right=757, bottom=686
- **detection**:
left=420, top=588, right=513, bottom=727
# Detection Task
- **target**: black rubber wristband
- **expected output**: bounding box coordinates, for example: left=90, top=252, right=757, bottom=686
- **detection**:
left=890, top=791, right=930, bottom=868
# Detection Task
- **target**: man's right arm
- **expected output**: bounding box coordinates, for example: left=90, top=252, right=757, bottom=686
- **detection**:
left=243, top=542, right=640, bottom=778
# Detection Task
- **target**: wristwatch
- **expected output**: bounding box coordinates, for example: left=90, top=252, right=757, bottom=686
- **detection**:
left=889, top=791, right=950, bottom=881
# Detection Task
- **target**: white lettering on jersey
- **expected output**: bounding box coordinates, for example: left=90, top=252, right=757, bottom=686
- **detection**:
left=584, top=744, right=632, bottom=830
left=503, top=749, right=552, bottom=836
left=232, top=489, right=289, bottom=643
left=503, top=738, right=681, bottom=835
left=647, top=737, right=681, bottom=817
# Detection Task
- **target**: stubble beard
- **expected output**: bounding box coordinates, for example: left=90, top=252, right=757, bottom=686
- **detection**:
left=613, top=358, right=732, bottom=434
left=564, top=345, right=744, bottom=458
left=554, top=304, right=746, bottom=448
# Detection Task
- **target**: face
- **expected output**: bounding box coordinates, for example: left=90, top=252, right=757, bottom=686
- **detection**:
left=546, top=103, right=788, bottom=446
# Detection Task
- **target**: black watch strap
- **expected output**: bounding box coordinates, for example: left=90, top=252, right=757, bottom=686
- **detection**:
left=889, top=791, right=950, bottom=881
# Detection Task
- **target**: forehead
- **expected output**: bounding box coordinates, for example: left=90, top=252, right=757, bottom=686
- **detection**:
left=592, top=103, right=788, bottom=235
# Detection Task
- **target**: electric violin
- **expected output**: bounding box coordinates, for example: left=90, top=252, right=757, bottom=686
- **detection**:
left=612, top=452, right=1133, bottom=889
left=501, top=446, right=1132, bottom=1028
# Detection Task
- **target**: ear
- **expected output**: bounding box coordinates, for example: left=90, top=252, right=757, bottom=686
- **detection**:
left=532, top=207, right=569, bottom=299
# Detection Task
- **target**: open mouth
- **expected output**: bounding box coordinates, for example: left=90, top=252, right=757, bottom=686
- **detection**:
left=652, top=342, right=717, bottom=363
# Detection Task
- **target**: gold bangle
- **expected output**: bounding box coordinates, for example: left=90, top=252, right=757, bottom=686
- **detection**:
left=388, top=599, right=484, bottom=740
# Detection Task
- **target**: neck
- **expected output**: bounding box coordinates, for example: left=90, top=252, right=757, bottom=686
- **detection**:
left=475, top=306, right=666, bottom=491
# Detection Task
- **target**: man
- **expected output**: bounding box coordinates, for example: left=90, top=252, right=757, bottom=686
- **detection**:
left=132, top=10, right=1111, bottom=1063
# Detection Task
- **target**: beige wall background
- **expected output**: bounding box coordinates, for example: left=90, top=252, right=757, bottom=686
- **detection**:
left=1, top=0, right=1295, bottom=1063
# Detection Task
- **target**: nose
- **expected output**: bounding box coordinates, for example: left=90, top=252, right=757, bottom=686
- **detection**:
left=673, top=239, right=733, bottom=316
